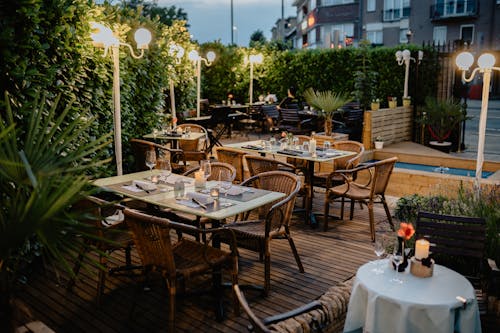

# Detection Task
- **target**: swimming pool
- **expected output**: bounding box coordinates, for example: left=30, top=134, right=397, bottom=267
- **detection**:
left=394, top=161, right=494, bottom=179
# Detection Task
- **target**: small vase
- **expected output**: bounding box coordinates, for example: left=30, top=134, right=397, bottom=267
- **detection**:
left=371, top=102, right=380, bottom=111
left=374, top=141, right=384, bottom=149
left=393, top=236, right=409, bottom=272
left=388, top=101, right=397, bottom=109
left=403, top=99, right=411, bottom=107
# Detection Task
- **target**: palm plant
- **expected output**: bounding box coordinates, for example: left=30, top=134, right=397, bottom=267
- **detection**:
left=0, top=91, right=112, bottom=331
left=303, top=88, right=352, bottom=135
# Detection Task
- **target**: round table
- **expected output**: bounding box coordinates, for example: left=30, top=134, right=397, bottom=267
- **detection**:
left=344, top=259, right=482, bottom=333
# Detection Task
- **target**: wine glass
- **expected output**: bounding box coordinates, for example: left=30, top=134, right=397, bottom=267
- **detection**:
left=372, top=239, right=386, bottom=275
left=145, top=150, right=156, bottom=179
left=323, top=141, right=331, bottom=151
left=292, top=136, right=299, bottom=149
left=158, top=159, right=172, bottom=183
left=200, top=160, right=211, bottom=180
left=220, top=181, right=232, bottom=199
left=390, top=247, right=404, bottom=284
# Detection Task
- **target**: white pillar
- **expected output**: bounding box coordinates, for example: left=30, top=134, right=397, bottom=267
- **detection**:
left=111, top=46, right=122, bottom=176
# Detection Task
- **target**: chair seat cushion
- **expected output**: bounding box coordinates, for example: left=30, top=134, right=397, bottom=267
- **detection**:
left=328, top=183, right=370, bottom=200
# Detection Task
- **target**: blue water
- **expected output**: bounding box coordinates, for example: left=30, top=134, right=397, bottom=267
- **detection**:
left=394, top=161, right=494, bottom=179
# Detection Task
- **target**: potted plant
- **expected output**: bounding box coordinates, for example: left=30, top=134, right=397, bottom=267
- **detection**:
left=403, top=96, right=411, bottom=107
left=388, top=96, right=397, bottom=109
left=418, top=97, right=467, bottom=153
left=374, top=136, right=384, bottom=149
left=304, top=88, right=352, bottom=136
left=371, top=99, right=380, bottom=111
left=0, top=91, right=112, bottom=332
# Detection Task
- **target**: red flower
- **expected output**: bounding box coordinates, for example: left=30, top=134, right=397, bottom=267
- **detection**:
left=397, top=222, right=415, bottom=240
left=281, top=131, right=287, bottom=138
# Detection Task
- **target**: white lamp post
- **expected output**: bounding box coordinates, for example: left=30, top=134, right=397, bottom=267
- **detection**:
left=168, top=43, right=185, bottom=120
left=90, top=22, right=151, bottom=176
left=456, top=52, right=499, bottom=192
left=188, top=50, right=216, bottom=118
left=248, top=53, right=263, bottom=105
left=395, top=49, right=423, bottom=98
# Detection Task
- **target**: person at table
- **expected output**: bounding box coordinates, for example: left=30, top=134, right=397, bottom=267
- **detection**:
left=277, top=86, right=301, bottom=110
left=264, top=92, right=277, bottom=104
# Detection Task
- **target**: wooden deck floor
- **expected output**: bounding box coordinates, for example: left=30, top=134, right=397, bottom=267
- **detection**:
left=18, top=197, right=396, bottom=333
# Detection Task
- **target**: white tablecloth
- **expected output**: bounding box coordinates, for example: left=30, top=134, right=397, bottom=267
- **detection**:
left=344, top=259, right=482, bottom=333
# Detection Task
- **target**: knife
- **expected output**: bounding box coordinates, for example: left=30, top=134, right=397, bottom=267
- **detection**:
left=135, top=184, right=151, bottom=194
left=192, top=198, right=207, bottom=209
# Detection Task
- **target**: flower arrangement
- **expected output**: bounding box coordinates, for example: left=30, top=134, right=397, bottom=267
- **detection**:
left=387, top=96, right=397, bottom=102
left=281, top=131, right=294, bottom=143
left=372, top=98, right=380, bottom=103
left=397, top=222, right=415, bottom=243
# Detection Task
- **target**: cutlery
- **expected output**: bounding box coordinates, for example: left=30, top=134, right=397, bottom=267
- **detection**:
left=191, top=198, right=207, bottom=209
left=135, top=184, right=151, bottom=194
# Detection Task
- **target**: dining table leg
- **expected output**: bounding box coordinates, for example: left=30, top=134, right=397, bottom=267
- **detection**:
left=305, top=160, right=317, bottom=227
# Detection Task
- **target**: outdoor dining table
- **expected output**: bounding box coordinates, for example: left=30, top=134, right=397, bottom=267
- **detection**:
left=344, top=259, right=482, bottom=333
left=223, top=140, right=356, bottom=225
left=143, top=131, right=205, bottom=149
left=93, top=169, right=285, bottom=223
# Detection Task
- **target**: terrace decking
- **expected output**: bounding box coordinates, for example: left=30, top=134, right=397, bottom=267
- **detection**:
left=18, top=199, right=394, bottom=333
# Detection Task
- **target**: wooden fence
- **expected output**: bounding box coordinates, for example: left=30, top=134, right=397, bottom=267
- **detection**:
left=362, top=106, right=413, bottom=150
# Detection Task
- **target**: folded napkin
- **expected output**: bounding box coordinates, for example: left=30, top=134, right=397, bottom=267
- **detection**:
left=278, top=150, right=300, bottom=156
left=164, top=174, right=194, bottom=186
left=241, top=145, right=263, bottom=150
left=102, top=210, right=124, bottom=227
left=164, top=132, right=182, bottom=137
left=225, top=186, right=250, bottom=196
left=186, top=192, right=214, bottom=205
left=132, top=180, right=157, bottom=191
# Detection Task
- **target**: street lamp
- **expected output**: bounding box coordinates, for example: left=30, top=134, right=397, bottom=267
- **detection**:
left=248, top=53, right=263, bottom=105
left=395, top=49, right=423, bottom=98
left=188, top=50, right=216, bottom=118
left=455, top=52, right=499, bottom=191
left=168, top=43, right=185, bottom=119
left=90, top=22, right=151, bottom=176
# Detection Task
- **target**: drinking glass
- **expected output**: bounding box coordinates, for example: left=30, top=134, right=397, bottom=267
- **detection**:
left=292, top=136, right=300, bottom=149
left=323, top=141, right=331, bottom=151
left=390, top=247, right=404, bottom=284
left=372, top=239, right=386, bottom=274
left=200, top=160, right=211, bottom=180
left=269, top=137, right=276, bottom=147
left=302, top=141, right=310, bottom=152
left=158, top=159, right=172, bottom=183
left=185, top=126, right=191, bottom=137
left=145, top=150, right=156, bottom=179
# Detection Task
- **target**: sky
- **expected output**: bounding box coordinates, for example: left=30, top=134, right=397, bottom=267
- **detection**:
left=159, top=0, right=296, bottom=46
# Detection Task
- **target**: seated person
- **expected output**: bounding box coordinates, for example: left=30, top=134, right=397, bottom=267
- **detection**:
left=264, top=92, right=278, bottom=104
left=278, top=86, right=301, bottom=110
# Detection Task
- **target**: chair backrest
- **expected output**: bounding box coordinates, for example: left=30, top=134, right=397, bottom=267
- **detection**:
left=176, top=123, right=209, bottom=153
left=209, top=106, right=231, bottom=128
left=415, top=211, right=486, bottom=287
left=183, top=161, right=237, bottom=182
left=123, top=208, right=176, bottom=279
left=233, top=284, right=272, bottom=333
left=130, top=138, right=184, bottom=172
left=262, top=104, right=279, bottom=120
left=240, top=171, right=300, bottom=228
left=244, top=155, right=294, bottom=177
left=215, top=147, right=248, bottom=183
left=279, top=108, right=301, bottom=125
left=332, top=140, right=365, bottom=170
left=369, top=157, right=398, bottom=196
left=311, top=134, right=337, bottom=148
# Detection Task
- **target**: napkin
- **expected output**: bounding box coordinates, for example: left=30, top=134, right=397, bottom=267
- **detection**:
left=186, top=192, right=214, bottom=205
left=241, top=145, right=263, bottom=150
left=225, top=186, right=250, bottom=196
left=102, top=210, right=124, bottom=227
left=132, top=180, right=157, bottom=191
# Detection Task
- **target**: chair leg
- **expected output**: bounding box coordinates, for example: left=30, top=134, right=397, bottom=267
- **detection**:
left=167, top=280, right=176, bottom=333
left=368, top=201, right=375, bottom=242
left=286, top=232, right=304, bottom=273
left=264, top=240, right=271, bottom=296
left=381, top=195, right=395, bottom=231
left=349, top=199, right=355, bottom=220
left=231, top=258, right=240, bottom=316
left=323, top=198, right=330, bottom=232
left=67, top=243, right=89, bottom=290
left=340, top=197, right=345, bottom=220
left=212, top=267, right=224, bottom=321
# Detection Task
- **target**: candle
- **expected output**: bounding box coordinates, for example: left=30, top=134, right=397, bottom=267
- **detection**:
left=194, top=170, right=205, bottom=188
left=309, top=138, right=316, bottom=153
left=415, top=239, right=430, bottom=260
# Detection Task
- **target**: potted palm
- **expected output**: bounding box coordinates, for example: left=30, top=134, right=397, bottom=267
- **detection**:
left=304, top=88, right=352, bottom=136
left=418, top=97, right=467, bottom=153
left=374, top=136, right=384, bottom=149
left=0, top=91, right=112, bottom=332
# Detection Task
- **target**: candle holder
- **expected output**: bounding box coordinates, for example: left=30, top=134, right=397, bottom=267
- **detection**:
left=410, top=257, right=434, bottom=278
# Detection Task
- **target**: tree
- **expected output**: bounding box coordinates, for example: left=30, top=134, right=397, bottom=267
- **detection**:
left=249, top=30, right=267, bottom=47
left=121, top=0, right=188, bottom=26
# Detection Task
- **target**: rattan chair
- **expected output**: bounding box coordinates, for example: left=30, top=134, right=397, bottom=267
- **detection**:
left=123, top=208, right=239, bottom=331
left=224, top=171, right=303, bottom=295
left=130, top=138, right=186, bottom=174
left=244, top=155, right=296, bottom=177
left=67, top=196, right=135, bottom=305
left=176, top=123, right=209, bottom=164
left=324, top=157, right=397, bottom=239
left=183, top=161, right=237, bottom=182
left=215, top=146, right=248, bottom=183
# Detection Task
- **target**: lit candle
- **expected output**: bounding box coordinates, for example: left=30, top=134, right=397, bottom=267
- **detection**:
left=415, top=239, right=430, bottom=260
left=309, top=137, right=316, bottom=153
left=194, top=170, right=205, bottom=188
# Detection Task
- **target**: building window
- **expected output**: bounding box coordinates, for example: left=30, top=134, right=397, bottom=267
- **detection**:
left=330, top=23, right=355, bottom=47
left=367, top=30, right=383, bottom=44
left=433, top=26, right=447, bottom=45
left=434, top=0, right=476, bottom=17
left=460, top=24, right=474, bottom=45
left=321, top=0, right=355, bottom=5
left=384, top=0, right=410, bottom=21
left=367, top=0, right=376, bottom=12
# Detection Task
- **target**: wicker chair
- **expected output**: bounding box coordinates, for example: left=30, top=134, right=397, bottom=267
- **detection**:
left=215, top=146, right=248, bottom=183
left=224, top=171, right=303, bottom=295
left=130, top=138, right=186, bottom=174
left=183, top=161, right=237, bottom=182
left=234, top=277, right=354, bottom=333
left=123, top=208, right=239, bottom=331
left=324, top=157, right=397, bottom=239
left=244, top=155, right=296, bottom=177
left=67, top=196, right=135, bottom=305
left=176, top=123, right=209, bottom=164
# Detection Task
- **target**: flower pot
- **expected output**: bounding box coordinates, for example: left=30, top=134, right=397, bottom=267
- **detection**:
left=429, top=141, right=452, bottom=153
left=403, top=99, right=411, bottom=107
left=374, top=141, right=384, bottom=149
left=388, top=101, right=397, bottom=109
left=371, top=102, right=380, bottom=111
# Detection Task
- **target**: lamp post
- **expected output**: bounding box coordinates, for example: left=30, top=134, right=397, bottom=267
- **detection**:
left=395, top=49, right=423, bottom=99
left=248, top=53, right=263, bottom=105
left=90, top=22, right=151, bottom=176
left=456, top=52, right=499, bottom=192
left=168, top=43, right=185, bottom=120
left=188, top=50, right=216, bottom=118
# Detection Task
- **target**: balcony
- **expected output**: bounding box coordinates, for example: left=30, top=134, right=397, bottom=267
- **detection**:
left=383, top=6, right=411, bottom=22
left=430, top=0, right=478, bottom=21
